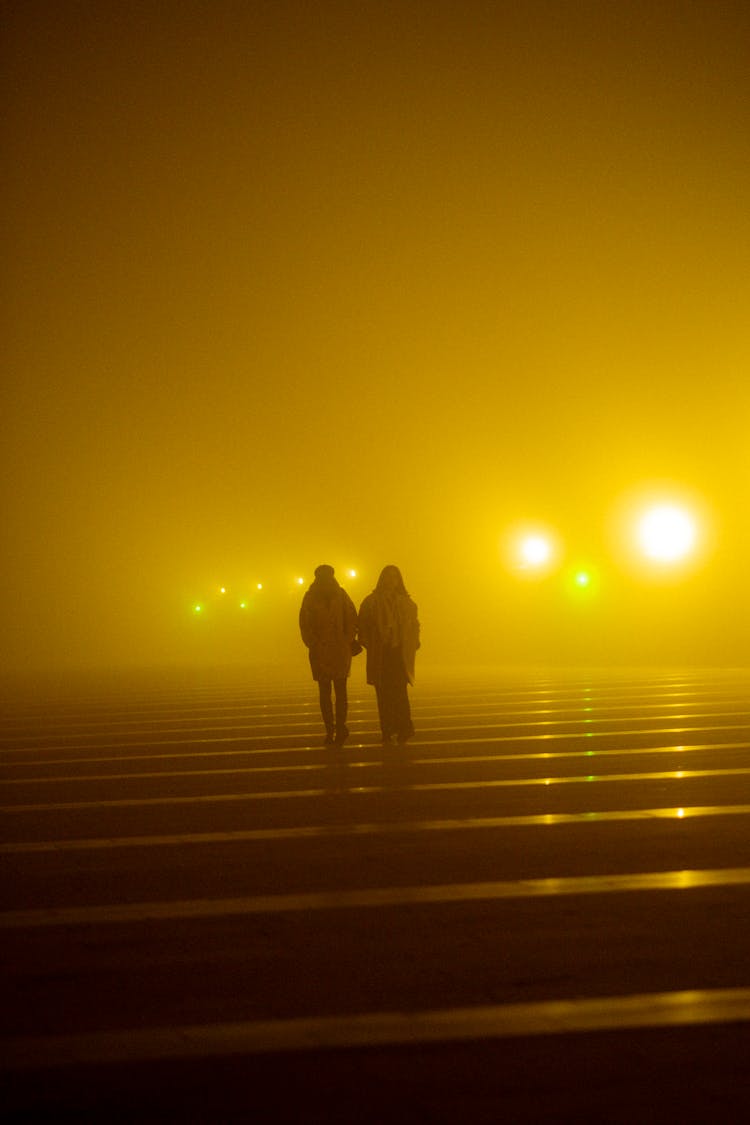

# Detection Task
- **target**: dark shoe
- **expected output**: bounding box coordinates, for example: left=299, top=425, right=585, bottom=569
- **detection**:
left=324, top=728, right=335, bottom=745
left=335, top=725, right=349, bottom=745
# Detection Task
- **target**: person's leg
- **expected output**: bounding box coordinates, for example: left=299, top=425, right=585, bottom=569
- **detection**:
left=379, top=648, right=401, bottom=742
left=333, top=678, right=348, bottom=743
left=374, top=683, right=389, bottom=741
left=317, top=679, right=334, bottom=743
left=394, top=675, right=414, bottom=743
left=382, top=647, right=413, bottom=743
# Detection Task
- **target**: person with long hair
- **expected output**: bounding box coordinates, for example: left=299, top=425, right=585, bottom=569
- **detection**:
left=299, top=564, right=358, bottom=745
left=358, top=565, right=420, bottom=745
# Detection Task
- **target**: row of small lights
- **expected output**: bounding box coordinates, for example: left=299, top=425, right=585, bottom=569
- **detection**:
left=192, top=502, right=705, bottom=612
left=193, top=570, right=358, bottom=614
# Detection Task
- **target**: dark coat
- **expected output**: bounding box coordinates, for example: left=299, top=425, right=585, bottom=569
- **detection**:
left=358, top=591, right=420, bottom=686
left=299, top=585, right=358, bottom=681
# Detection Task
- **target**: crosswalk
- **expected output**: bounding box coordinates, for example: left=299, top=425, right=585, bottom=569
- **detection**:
left=3, top=666, right=750, bottom=1117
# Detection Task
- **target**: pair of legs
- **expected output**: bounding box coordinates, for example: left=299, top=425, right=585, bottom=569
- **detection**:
left=318, top=677, right=348, bottom=744
left=375, top=646, right=414, bottom=744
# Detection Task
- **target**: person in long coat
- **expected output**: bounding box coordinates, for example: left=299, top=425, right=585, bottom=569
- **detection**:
left=299, top=564, right=358, bottom=745
left=358, top=565, right=420, bottom=745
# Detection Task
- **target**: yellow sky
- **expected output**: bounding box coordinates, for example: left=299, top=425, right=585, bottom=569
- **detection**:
left=3, top=1, right=749, bottom=671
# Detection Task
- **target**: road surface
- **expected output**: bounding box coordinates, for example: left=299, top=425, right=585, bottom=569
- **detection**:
left=3, top=665, right=750, bottom=1121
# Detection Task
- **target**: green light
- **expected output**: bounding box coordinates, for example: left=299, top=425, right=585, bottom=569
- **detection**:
left=567, top=565, right=598, bottom=596
left=194, top=604, right=202, bottom=613
left=239, top=601, right=247, bottom=609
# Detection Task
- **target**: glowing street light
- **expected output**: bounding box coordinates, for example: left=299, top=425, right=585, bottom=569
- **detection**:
left=611, top=486, right=710, bottom=577
left=520, top=535, right=552, bottom=568
left=637, top=504, right=697, bottom=563
left=503, top=524, right=561, bottom=576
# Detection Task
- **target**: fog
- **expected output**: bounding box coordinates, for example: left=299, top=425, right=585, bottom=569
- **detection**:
left=3, top=1, right=749, bottom=676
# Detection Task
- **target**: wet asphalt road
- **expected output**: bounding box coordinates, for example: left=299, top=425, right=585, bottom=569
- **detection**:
left=3, top=666, right=750, bottom=1122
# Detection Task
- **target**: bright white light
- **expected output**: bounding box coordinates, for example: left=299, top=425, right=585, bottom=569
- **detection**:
left=503, top=525, right=560, bottom=575
left=520, top=535, right=552, bottom=567
left=256, top=583, right=263, bottom=590
left=296, top=577, right=305, bottom=586
left=638, top=504, right=696, bottom=562
left=348, top=569, right=357, bottom=579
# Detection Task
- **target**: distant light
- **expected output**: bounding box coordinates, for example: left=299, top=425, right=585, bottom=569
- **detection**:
left=638, top=504, right=696, bottom=563
left=239, top=601, right=247, bottom=609
left=256, top=583, right=263, bottom=590
left=503, top=525, right=561, bottom=577
left=348, top=569, right=357, bottom=579
left=520, top=535, right=551, bottom=568
left=194, top=604, right=202, bottom=613
left=296, top=577, right=305, bottom=586
left=568, top=569, right=597, bottom=602
left=219, top=587, right=226, bottom=594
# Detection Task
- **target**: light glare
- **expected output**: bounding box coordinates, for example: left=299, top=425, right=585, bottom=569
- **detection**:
left=520, top=535, right=551, bottom=567
left=638, top=504, right=696, bottom=562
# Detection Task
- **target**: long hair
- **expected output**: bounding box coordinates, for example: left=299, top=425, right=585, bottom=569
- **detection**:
left=375, top=565, right=408, bottom=596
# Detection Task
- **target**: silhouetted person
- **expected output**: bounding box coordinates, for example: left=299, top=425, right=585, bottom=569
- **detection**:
left=358, top=565, right=420, bottom=744
left=299, top=565, right=358, bottom=745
